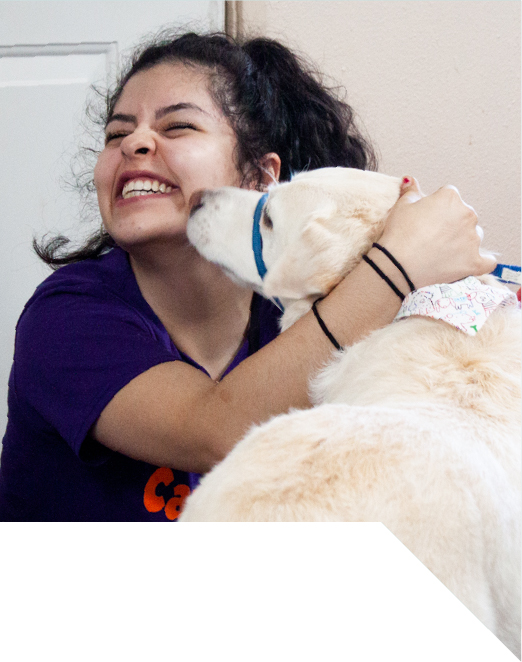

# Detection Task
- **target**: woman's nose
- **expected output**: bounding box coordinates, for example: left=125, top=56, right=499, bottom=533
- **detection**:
left=120, top=128, right=156, bottom=157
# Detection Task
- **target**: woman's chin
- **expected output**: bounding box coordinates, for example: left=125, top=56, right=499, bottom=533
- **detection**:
left=107, top=219, right=190, bottom=252
left=114, top=231, right=189, bottom=252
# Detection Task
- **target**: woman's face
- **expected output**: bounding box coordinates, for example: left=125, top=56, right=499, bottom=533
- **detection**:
left=94, top=62, right=244, bottom=250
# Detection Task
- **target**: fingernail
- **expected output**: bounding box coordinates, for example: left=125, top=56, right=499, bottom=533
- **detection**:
left=402, top=177, right=411, bottom=185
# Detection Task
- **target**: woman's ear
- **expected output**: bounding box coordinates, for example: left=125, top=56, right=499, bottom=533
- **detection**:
left=258, top=152, right=281, bottom=189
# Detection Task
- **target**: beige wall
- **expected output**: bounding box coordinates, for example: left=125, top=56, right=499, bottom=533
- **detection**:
left=229, top=1, right=521, bottom=266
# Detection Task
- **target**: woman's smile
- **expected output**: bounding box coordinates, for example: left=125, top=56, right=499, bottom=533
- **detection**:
left=114, top=170, right=179, bottom=207
left=117, top=169, right=178, bottom=197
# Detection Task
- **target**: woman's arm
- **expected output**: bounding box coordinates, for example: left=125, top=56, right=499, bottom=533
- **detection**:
left=92, top=179, right=496, bottom=472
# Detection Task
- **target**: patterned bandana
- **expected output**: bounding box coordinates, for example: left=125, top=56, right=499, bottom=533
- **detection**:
left=394, top=276, right=519, bottom=335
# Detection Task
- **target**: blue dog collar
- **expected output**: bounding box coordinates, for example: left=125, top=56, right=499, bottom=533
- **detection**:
left=252, top=192, right=284, bottom=312
left=252, top=193, right=269, bottom=280
left=490, top=263, right=521, bottom=286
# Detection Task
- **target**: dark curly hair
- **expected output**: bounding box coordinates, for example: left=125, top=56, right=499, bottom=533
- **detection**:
left=35, top=29, right=378, bottom=267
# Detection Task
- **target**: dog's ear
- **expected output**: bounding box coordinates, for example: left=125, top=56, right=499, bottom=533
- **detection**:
left=263, top=217, right=345, bottom=300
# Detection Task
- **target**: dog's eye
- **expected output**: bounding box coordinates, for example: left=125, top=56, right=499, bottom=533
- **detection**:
left=263, top=209, right=273, bottom=230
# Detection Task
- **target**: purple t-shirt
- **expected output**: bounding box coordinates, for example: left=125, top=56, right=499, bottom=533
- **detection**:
left=0, top=247, right=281, bottom=521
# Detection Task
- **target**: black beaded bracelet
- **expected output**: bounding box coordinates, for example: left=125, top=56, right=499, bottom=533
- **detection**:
left=311, top=298, right=343, bottom=351
left=372, top=243, right=416, bottom=292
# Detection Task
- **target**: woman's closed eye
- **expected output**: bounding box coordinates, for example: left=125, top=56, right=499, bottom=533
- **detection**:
left=105, top=131, right=128, bottom=144
left=104, top=122, right=198, bottom=144
left=164, top=122, right=198, bottom=134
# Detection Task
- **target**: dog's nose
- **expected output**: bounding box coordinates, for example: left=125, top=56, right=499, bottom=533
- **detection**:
left=189, top=190, right=205, bottom=216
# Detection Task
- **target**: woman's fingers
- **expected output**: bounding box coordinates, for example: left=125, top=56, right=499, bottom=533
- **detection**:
left=379, top=179, right=496, bottom=287
left=399, top=175, right=424, bottom=201
left=436, top=188, right=494, bottom=270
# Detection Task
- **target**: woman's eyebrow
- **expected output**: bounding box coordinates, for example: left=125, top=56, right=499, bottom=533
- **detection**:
left=155, top=103, right=209, bottom=119
left=105, top=113, right=136, bottom=127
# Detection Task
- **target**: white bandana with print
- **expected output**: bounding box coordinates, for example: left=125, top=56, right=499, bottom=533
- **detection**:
left=394, top=276, right=519, bottom=335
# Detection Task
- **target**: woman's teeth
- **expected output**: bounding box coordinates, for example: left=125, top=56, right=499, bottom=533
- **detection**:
left=122, top=179, right=173, bottom=199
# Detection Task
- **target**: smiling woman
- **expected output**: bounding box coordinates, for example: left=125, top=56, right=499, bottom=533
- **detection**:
left=93, top=62, right=248, bottom=252
left=0, top=30, right=494, bottom=521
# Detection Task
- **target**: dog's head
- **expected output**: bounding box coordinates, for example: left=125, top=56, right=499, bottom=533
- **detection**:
left=187, top=167, right=401, bottom=323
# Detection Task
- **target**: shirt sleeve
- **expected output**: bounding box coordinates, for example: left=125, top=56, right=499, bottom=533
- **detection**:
left=11, top=281, right=178, bottom=457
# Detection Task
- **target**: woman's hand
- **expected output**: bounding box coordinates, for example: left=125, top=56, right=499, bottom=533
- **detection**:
left=378, top=177, right=497, bottom=289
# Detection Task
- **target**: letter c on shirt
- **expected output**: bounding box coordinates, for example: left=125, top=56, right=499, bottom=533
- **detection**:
left=143, top=467, right=174, bottom=513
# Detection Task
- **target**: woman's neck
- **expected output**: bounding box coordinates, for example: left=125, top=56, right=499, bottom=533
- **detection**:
left=128, top=241, right=253, bottom=380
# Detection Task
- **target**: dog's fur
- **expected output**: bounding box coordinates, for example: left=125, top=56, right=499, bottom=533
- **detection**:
left=182, top=168, right=521, bottom=657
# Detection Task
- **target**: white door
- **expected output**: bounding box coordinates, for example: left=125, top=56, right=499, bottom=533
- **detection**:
left=0, top=1, right=225, bottom=437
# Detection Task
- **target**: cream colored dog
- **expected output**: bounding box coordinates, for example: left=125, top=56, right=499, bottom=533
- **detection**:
left=183, top=168, right=521, bottom=657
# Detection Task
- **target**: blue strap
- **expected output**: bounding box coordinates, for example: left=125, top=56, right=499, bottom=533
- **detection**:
left=490, top=263, right=521, bottom=285
left=252, top=193, right=269, bottom=280
left=251, top=192, right=284, bottom=312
